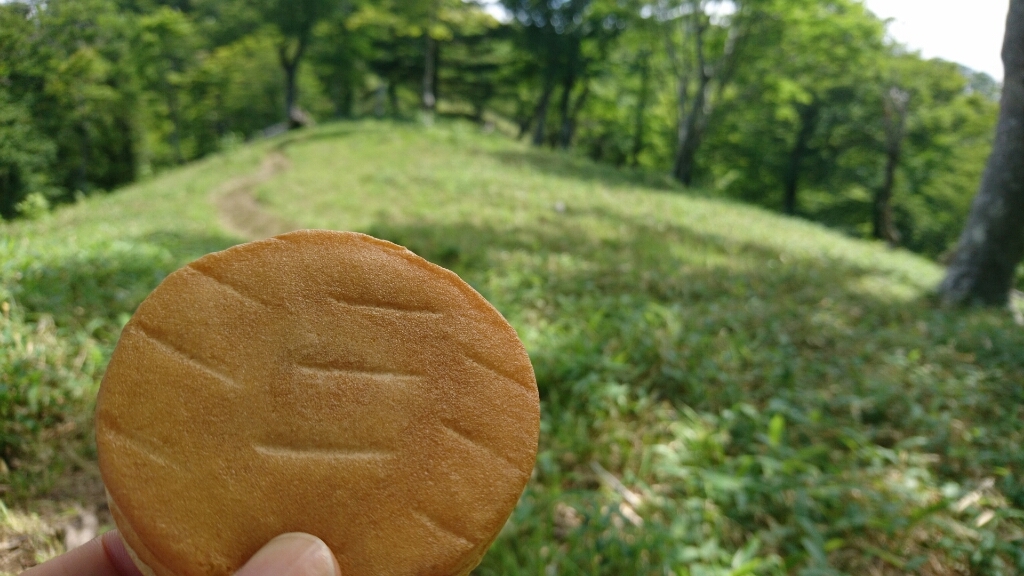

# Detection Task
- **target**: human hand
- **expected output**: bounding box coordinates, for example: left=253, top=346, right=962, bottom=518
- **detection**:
left=22, top=531, right=341, bottom=576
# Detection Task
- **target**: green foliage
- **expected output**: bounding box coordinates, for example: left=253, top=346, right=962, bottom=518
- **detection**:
left=886, top=57, right=998, bottom=257
left=1, top=0, right=130, bottom=202
left=196, top=31, right=288, bottom=137
left=434, top=14, right=510, bottom=119
left=14, top=194, right=51, bottom=221
left=0, top=90, right=56, bottom=219
left=0, top=135, right=254, bottom=495
left=0, top=0, right=1001, bottom=269
left=258, top=0, right=337, bottom=41
left=309, top=10, right=371, bottom=119
left=32, top=0, right=143, bottom=192
left=133, top=6, right=200, bottom=166
left=0, top=303, right=103, bottom=496
left=572, top=0, right=999, bottom=258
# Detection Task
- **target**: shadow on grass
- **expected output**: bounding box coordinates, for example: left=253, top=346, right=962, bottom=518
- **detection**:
left=272, top=121, right=364, bottom=150
left=7, top=201, right=1024, bottom=504
left=488, top=149, right=682, bottom=192
left=364, top=208, right=1024, bottom=499
left=13, top=231, right=239, bottom=335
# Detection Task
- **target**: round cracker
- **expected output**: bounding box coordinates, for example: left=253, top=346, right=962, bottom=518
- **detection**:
left=96, top=230, right=539, bottom=576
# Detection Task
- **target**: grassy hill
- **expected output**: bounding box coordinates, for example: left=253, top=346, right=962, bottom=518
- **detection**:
left=2, top=121, right=1024, bottom=574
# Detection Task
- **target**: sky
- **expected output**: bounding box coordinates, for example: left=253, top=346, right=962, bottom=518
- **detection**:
left=481, top=0, right=1010, bottom=80
left=863, top=0, right=1010, bottom=80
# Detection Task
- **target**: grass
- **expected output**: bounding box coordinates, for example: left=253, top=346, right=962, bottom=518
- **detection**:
left=2, top=120, right=1024, bottom=574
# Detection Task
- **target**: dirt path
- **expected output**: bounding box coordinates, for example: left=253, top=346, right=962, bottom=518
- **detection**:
left=214, top=151, right=299, bottom=240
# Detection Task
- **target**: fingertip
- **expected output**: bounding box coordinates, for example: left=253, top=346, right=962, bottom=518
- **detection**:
left=235, top=533, right=340, bottom=576
left=101, top=531, right=145, bottom=576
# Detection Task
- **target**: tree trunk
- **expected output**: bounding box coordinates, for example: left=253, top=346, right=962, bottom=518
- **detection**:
left=516, top=115, right=531, bottom=140
left=513, top=91, right=533, bottom=139
left=630, top=50, right=652, bottom=166
left=422, top=0, right=438, bottom=113
left=673, top=76, right=710, bottom=186
left=671, top=2, right=744, bottom=187
left=374, top=83, right=386, bottom=118
left=557, top=71, right=577, bottom=149
left=562, top=83, right=590, bottom=149
left=279, top=34, right=309, bottom=129
left=334, top=79, right=353, bottom=119
left=168, top=85, right=183, bottom=164
left=531, top=81, right=555, bottom=147
left=873, top=151, right=902, bottom=245
left=387, top=81, right=400, bottom=117
left=783, top=102, right=818, bottom=215
left=939, top=0, right=1024, bottom=306
left=76, top=121, right=90, bottom=192
left=214, top=90, right=226, bottom=138
left=422, top=34, right=437, bottom=112
left=874, top=87, right=908, bottom=245
left=283, top=59, right=299, bottom=125
left=341, top=84, right=353, bottom=118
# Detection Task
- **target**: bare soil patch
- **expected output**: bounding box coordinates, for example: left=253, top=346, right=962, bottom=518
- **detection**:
left=214, top=151, right=299, bottom=240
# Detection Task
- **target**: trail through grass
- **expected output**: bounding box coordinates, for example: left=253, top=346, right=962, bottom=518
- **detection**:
left=2, top=121, right=1023, bottom=574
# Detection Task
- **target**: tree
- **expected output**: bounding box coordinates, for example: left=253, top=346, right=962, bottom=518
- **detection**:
left=772, top=0, right=885, bottom=215
left=939, top=0, right=1024, bottom=306
left=310, top=6, right=369, bottom=119
left=346, top=0, right=496, bottom=121
left=662, top=0, right=780, bottom=186
left=420, top=0, right=440, bottom=113
left=260, top=0, right=339, bottom=128
left=0, top=4, right=52, bottom=218
left=352, top=4, right=425, bottom=118
left=502, top=0, right=623, bottom=148
left=569, top=4, right=664, bottom=167
left=0, top=89, right=56, bottom=219
left=417, top=0, right=498, bottom=115
left=502, top=0, right=588, bottom=146
left=891, top=62, right=998, bottom=257
left=630, top=46, right=653, bottom=165
left=27, top=0, right=142, bottom=194
left=136, top=7, right=199, bottom=164
left=666, top=0, right=911, bottom=209
left=874, top=86, right=908, bottom=245
left=437, top=17, right=510, bottom=121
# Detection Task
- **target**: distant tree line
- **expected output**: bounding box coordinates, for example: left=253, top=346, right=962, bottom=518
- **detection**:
left=0, top=0, right=1005, bottom=266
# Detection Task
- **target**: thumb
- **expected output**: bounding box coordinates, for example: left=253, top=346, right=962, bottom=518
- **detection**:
left=235, top=533, right=341, bottom=576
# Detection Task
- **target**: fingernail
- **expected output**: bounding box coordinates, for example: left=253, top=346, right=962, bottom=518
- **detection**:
left=236, top=533, right=340, bottom=576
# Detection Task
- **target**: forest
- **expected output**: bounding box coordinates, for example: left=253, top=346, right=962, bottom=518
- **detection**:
left=0, top=0, right=1003, bottom=262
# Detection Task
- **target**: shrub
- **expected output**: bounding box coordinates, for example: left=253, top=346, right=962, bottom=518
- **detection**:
left=0, top=303, right=103, bottom=497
